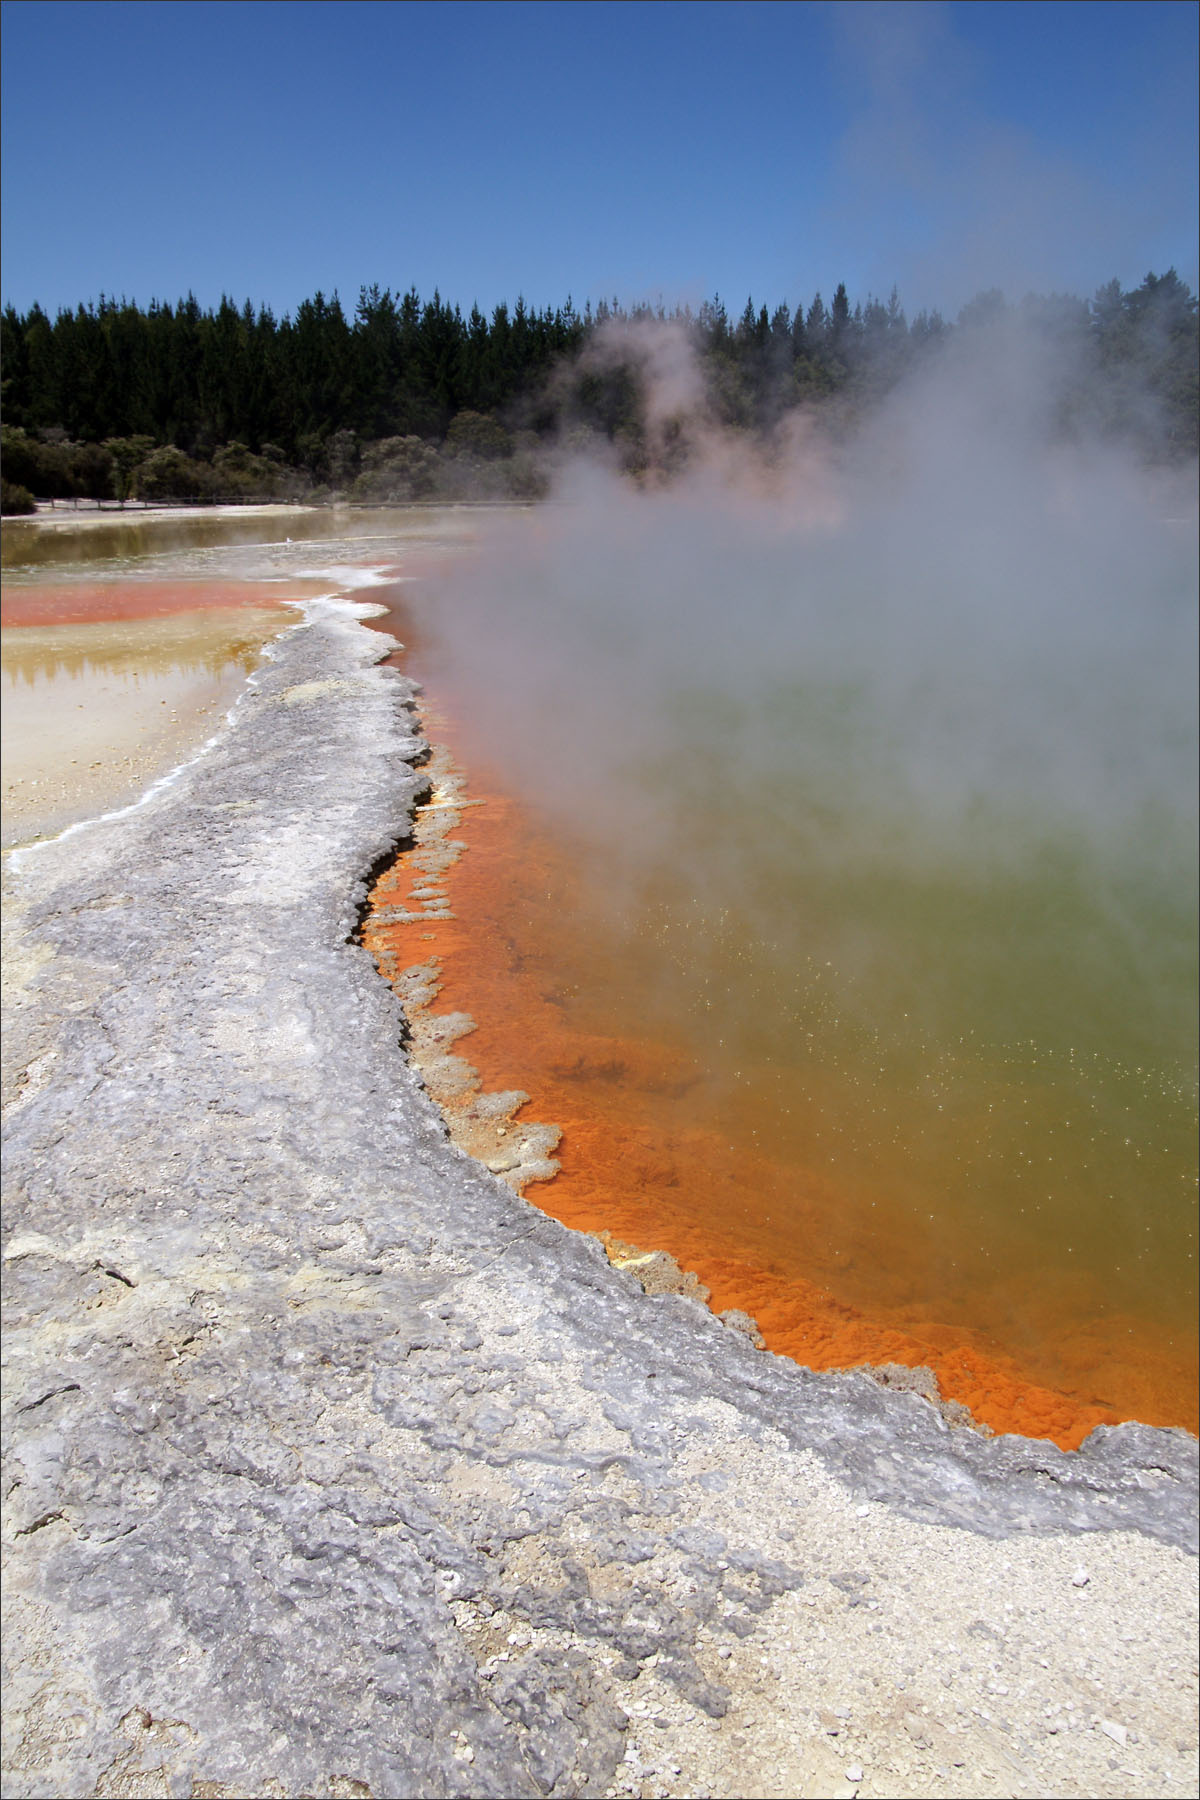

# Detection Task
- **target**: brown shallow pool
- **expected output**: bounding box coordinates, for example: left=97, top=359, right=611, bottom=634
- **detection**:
left=1, top=581, right=299, bottom=845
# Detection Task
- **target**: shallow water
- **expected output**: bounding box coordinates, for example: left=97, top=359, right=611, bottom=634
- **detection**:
left=0, top=503, right=493, bottom=574
left=1, top=608, right=289, bottom=844
left=0, top=536, right=314, bottom=843
left=0, top=507, right=332, bottom=571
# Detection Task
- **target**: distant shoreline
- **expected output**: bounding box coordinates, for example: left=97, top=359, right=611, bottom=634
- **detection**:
left=2, top=499, right=326, bottom=532
left=1, top=499, right=533, bottom=541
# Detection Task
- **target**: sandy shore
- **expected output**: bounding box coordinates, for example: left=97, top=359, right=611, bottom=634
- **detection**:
left=2, top=593, right=1195, bottom=1800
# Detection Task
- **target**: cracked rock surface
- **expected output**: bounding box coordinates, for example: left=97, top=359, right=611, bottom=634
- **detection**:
left=2, top=602, right=1196, bottom=1800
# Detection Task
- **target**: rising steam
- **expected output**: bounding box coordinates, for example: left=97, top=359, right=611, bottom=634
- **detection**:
left=421, top=311, right=1196, bottom=894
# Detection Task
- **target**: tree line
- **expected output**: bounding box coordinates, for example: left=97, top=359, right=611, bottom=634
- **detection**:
left=1, top=271, right=1196, bottom=513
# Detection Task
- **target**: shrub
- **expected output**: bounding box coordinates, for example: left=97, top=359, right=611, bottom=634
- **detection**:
left=351, top=436, right=440, bottom=501
left=443, top=410, right=512, bottom=461
left=134, top=445, right=215, bottom=502
left=1, top=479, right=37, bottom=514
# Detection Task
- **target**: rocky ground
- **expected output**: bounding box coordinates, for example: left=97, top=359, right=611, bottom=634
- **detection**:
left=2, top=599, right=1196, bottom=1800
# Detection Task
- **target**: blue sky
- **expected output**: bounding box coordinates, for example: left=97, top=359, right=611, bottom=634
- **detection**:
left=2, top=0, right=1196, bottom=322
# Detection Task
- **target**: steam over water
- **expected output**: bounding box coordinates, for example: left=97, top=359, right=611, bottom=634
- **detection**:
left=406, top=378, right=1198, bottom=1435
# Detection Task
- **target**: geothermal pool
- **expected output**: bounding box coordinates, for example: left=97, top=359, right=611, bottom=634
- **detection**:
left=5, top=504, right=1195, bottom=1448
left=362, top=485, right=1197, bottom=1450
left=364, top=598, right=1197, bottom=1449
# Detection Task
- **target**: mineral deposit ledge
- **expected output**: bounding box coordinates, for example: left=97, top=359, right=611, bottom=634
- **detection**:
left=2, top=603, right=1196, bottom=1800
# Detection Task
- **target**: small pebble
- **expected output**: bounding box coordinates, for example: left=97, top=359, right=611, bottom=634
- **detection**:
left=1071, top=1566, right=1090, bottom=1587
left=845, top=1765, right=864, bottom=1784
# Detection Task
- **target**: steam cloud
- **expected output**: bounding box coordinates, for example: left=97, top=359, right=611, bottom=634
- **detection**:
left=427, top=319, right=1194, bottom=836
left=411, top=310, right=1197, bottom=1089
